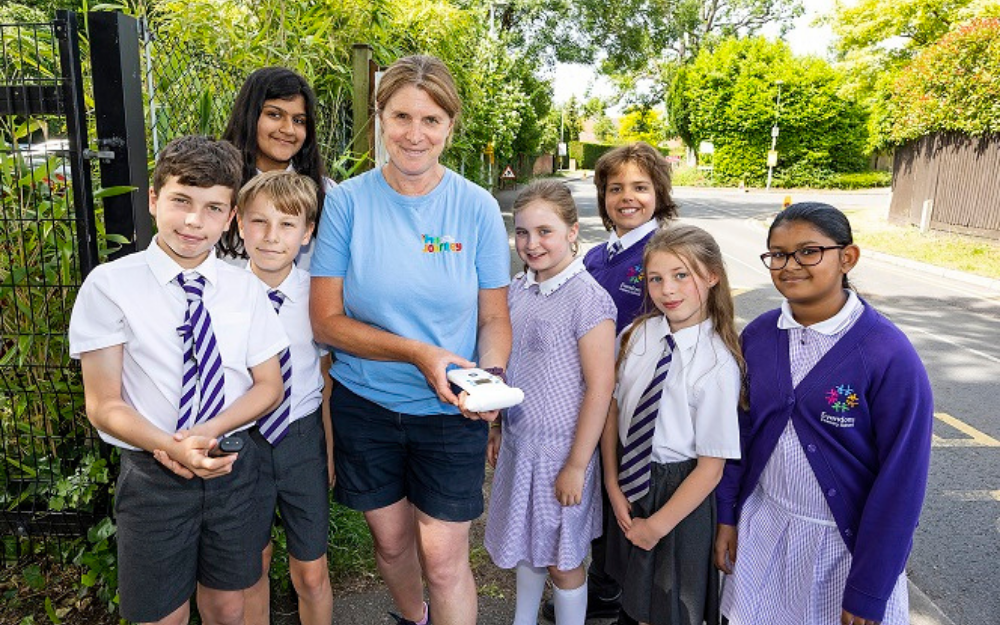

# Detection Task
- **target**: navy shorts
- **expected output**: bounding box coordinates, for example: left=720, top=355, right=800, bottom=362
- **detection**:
left=251, top=407, right=331, bottom=562
left=114, top=429, right=261, bottom=623
left=331, top=384, right=488, bottom=522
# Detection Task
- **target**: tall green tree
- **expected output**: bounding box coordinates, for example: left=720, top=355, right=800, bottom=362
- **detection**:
left=828, top=0, right=999, bottom=148
left=668, top=37, right=868, bottom=185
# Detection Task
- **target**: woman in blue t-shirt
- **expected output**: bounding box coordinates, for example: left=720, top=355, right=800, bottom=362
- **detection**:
left=310, top=55, right=511, bottom=625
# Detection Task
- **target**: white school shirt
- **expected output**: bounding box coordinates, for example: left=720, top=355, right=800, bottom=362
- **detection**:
left=614, top=316, right=742, bottom=463
left=606, top=219, right=658, bottom=253
left=69, top=236, right=289, bottom=450
left=247, top=263, right=326, bottom=422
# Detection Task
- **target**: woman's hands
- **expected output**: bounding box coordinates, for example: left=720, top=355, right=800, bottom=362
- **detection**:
left=714, top=523, right=738, bottom=573
left=412, top=344, right=475, bottom=407
left=411, top=345, right=500, bottom=421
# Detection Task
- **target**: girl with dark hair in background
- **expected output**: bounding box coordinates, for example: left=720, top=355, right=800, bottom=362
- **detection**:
left=220, top=66, right=331, bottom=263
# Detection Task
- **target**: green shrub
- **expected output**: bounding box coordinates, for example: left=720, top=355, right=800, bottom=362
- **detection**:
left=829, top=171, right=892, bottom=189
left=568, top=141, right=616, bottom=169
left=883, top=18, right=1000, bottom=147
left=670, top=165, right=711, bottom=187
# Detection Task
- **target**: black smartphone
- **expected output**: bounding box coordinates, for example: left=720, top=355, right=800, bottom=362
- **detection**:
left=208, top=436, right=243, bottom=457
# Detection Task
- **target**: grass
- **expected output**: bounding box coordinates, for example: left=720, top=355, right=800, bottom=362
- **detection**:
left=843, top=209, right=1000, bottom=280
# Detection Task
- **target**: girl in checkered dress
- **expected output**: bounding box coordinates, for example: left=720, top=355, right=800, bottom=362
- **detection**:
left=603, top=225, right=744, bottom=625
left=484, top=180, right=617, bottom=625
left=716, top=203, right=932, bottom=625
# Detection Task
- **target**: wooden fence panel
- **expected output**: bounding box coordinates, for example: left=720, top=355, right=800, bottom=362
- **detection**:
left=891, top=133, right=1000, bottom=239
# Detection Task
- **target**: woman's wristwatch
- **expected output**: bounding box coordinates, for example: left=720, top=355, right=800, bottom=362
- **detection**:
left=484, top=366, right=506, bottom=383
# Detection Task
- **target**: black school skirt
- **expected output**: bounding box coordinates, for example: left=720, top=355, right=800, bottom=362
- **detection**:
left=606, top=458, right=720, bottom=625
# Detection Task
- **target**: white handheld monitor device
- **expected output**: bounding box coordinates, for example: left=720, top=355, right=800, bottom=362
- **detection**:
left=447, top=368, right=525, bottom=413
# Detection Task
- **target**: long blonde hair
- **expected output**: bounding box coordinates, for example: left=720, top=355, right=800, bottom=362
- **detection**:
left=616, top=225, right=748, bottom=408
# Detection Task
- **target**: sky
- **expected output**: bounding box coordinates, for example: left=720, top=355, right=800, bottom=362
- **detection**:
left=551, top=0, right=838, bottom=106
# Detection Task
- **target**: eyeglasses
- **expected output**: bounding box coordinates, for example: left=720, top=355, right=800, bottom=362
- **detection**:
left=760, top=245, right=845, bottom=270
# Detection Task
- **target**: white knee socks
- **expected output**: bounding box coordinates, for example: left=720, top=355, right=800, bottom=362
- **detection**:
left=513, top=563, right=548, bottom=625
left=552, top=581, right=588, bottom=625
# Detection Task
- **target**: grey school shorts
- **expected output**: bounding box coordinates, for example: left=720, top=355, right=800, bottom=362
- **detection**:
left=114, top=429, right=261, bottom=623
left=250, top=407, right=331, bottom=562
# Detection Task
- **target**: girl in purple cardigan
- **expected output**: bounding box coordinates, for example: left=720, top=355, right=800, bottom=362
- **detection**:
left=584, top=142, right=678, bottom=334
left=715, top=203, right=933, bottom=625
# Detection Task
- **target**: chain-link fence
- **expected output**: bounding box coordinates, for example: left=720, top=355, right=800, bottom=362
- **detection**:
left=139, top=17, right=354, bottom=169
left=1, top=14, right=108, bottom=560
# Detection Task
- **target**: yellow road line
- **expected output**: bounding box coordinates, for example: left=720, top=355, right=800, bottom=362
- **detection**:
left=942, top=490, right=1000, bottom=502
left=932, top=412, right=1000, bottom=448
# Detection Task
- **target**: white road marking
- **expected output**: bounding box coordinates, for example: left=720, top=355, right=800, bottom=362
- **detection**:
left=902, top=324, right=1000, bottom=366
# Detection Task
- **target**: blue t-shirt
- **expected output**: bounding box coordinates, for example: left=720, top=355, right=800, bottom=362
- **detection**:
left=311, top=167, right=510, bottom=414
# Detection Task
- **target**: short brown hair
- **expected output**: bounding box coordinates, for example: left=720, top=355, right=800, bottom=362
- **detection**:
left=375, top=55, right=462, bottom=127
left=593, top=142, right=678, bottom=231
left=237, top=171, right=319, bottom=224
left=152, top=135, right=243, bottom=206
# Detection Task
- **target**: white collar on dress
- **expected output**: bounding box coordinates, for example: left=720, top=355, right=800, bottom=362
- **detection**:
left=608, top=219, right=658, bottom=252
left=777, top=290, right=862, bottom=334
left=523, top=257, right=586, bottom=296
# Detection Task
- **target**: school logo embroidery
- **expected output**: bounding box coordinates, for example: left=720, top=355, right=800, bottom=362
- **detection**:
left=619, top=263, right=644, bottom=297
left=421, top=234, right=463, bottom=253
left=820, top=384, right=858, bottom=428
left=626, top=263, right=644, bottom=285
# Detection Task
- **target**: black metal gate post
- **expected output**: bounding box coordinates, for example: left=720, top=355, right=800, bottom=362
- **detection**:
left=55, top=9, right=99, bottom=277
left=89, top=11, right=152, bottom=260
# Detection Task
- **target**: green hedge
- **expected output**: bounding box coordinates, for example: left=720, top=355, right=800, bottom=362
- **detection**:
left=568, top=141, right=676, bottom=169
left=568, top=141, right=614, bottom=169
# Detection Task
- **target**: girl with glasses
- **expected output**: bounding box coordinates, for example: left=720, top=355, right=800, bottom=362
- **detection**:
left=715, top=203, right=933, bottom=625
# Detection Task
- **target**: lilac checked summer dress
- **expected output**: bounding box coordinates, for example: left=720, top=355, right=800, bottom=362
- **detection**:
left=721, top=297, right=909, bottom=624
left=485, top=262, right=617, bottom=570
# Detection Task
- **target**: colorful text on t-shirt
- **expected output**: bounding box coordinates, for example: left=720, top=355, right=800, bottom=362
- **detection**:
left=422, top=234, right=463, bottom=253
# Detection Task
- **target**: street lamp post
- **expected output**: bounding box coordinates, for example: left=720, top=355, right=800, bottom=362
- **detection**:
left=766, top=80, right=783, bottom=191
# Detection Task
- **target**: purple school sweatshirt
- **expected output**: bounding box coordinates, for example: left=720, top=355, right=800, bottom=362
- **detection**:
left=717, top=302, right=933, bottom=621
left=582, top=230, right=655, bottom=333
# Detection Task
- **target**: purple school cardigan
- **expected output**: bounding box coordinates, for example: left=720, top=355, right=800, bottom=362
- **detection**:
left=582, top=229, right=655, bottom=333
left=717, top=302, right=933, bottom=621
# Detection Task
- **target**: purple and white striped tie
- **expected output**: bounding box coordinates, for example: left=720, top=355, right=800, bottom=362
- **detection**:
left=175, top=272, right=225, bottom=431
left=608, top=240, right=623, bottom=262
left=257, top=289, right=291, bottom=445
left=619, top=334, right=676, bottom=503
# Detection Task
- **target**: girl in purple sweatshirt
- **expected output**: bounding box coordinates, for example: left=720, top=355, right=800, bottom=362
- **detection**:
left=716, top=203, right=933, bottom=625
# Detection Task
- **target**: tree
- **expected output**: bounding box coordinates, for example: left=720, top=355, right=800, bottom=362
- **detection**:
left=564, top=0, right=801, bottom=78
left=617, top=107, right=668, bottom=146
left=668, top=37, right=868, bottom=185
left=828, top=0, right=999, bottom=148
left=882, top=17, right=1000, bottom=147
